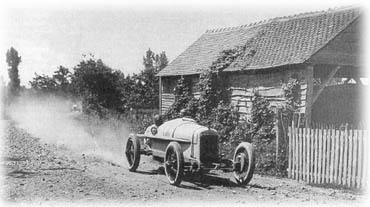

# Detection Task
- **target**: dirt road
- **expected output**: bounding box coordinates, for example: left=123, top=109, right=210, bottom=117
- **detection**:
left=2, top=121, right=367, bottom=206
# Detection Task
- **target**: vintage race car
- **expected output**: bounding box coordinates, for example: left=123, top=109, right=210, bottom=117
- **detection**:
left=125, top=117, right=255, bottom=186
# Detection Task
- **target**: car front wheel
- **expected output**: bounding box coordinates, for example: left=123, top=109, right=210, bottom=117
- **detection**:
left=233, top=142, right=255, bottom=186
left=125, top=135, right=141, bottom=172
left=164, top=142, right=184, bottom=186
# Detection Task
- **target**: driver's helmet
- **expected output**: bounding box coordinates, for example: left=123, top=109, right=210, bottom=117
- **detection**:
left=154, top=114, right=163, bottom=127
left=180, top=109, right=187, bottom=117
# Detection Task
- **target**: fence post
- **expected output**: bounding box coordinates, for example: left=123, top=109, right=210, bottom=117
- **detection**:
left=294, top=126, right=298, bottom=179
left=288, top=125, right=292, bottom=179
left=357, top=130, right=363, bottom=188
left=347, top=129, right=353, bottom=187
left=343, top=127, right=348, bottom=186
left=334, top=129, right=340, bottom=184
left=303, top=127, right=306, bottom=181
left=363, top=130, right=369, bottom=189
left=314, top=127, right=318, bottom=183
left=307, top=127, right=310, bottom=182
left=299, top=127, right=303, bottom=181
left=352, top=130, right=358, bottom=187
left=338, top=128, right=344, bottom=185
left=318, top=127, right=323, bottom=184
left=275, top=111, right=280, bottom=175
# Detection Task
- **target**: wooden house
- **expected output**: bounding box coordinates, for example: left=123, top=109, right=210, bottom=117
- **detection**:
left=157, top=6, right=364, bottom=126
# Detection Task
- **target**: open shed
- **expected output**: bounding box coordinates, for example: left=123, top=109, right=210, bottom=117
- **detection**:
left=157, top=6, right=365, bottom=126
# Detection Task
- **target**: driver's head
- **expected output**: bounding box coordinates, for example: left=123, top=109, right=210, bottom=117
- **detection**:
left=180, top=109, right=187, bottom=117
left=153, top=114, right=163, bottom=126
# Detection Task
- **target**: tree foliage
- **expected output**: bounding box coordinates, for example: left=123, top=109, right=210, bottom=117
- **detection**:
left=165, top=76, right=192, bottom=119
left=30, top=73, right=57, bottom=92
left=30, top=66, right=72, bottom=95
left=143, top=49, right=168, bottom=73
left=71, top=57, right=124, bottom=117
left=27, top=48, right=167, bottom=117
left=6, top=47, right=21, bottom=97
left=126, top=49, right=168, bottom=109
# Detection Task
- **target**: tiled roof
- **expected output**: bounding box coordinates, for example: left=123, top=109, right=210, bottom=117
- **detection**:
left=157, top=6, right=360, bottom=76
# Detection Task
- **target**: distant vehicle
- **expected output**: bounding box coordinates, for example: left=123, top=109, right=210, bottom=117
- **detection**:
left=125, top=117, right=255, bottom=186
left=70, top=104, right=82, bottom=113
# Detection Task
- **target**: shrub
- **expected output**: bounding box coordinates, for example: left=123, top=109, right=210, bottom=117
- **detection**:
left=249, top=93, right=277, bottom=175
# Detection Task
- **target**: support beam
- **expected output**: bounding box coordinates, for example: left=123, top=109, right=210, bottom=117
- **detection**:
left=353, top=77, right=363, bottom=85
left=344, top=78, right=351, bottom=84
left=312, top=65, right=341, bottom=104
left=305, top=65, right=314, bottom=127
left=159, top=76, right=162, bottom=115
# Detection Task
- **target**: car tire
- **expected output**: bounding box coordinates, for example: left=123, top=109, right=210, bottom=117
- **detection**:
left=125, top=135, right=141, bottom=172
left=164, top=142, right=184, bottom=186
left=233, top=142, right=255, bottom=186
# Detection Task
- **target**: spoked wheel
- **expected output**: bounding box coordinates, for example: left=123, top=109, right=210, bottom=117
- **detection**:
left=125, top=135, right=141, bottom=172
left=164, top=142, right=184, bottom=186
left=233, top=142, right=255, bottom=186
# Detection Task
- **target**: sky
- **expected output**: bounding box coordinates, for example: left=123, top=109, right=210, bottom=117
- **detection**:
left=0, top=0, right=367, bottom=87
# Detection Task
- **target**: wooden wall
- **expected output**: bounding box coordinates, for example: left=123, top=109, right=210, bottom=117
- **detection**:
left=160, top=75, right=199, bottom=114
left=228, top=66, right=309, bottom=118
left=160, top=65, right=311, bottom=116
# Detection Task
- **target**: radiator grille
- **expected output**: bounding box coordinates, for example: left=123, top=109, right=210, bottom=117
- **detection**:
left=199, top=135, right=219, bottom=164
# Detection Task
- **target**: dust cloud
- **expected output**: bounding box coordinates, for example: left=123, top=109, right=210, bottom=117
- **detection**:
left=7, top=94, right=130, bottom=167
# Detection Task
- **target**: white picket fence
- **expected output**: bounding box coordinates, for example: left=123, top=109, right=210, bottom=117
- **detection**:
left=288, top=126, right=369, bottom=188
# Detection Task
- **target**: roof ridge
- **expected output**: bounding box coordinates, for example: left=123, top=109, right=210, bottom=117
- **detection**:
left=205, top=5, right=359, bottom=34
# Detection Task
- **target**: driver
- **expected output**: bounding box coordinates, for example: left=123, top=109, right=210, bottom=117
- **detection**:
left=144, top=114, right=163, bottom=136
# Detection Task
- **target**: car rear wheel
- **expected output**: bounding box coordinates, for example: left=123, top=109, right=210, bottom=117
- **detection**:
left=125, top=135, right=141, bottom=172
left=233, top=142, right=255, bottom=186
left=164, top=142, right=184, bottom=186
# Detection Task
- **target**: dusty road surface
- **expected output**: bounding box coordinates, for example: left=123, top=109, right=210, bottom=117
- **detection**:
left=2, top=121, right=368, bottom=206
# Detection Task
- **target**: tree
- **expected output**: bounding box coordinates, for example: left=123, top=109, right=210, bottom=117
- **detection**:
left=29, top=66, right=72, bottom=96
left=52, top=66, right=72, bottom=94
left=143, top=49, right=168, bottom=73
left=126, top=49, right=169, bottom=110
left=143, top=48, right=155, bottom=72
left=30, top=73, right=57, bottom=92
left=71, top=57, right=124, bottom=117
left=154, top=51, right=169, bottom=73
left=6, top=47, right=21, bottom=97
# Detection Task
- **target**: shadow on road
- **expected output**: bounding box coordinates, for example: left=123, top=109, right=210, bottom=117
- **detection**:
left=183, top=174, right=239, bottom=190
left=135, top=169, right=158, bottom=175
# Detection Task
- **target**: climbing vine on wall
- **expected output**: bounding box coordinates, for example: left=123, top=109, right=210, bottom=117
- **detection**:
left=250, top=93, right=277, bottom=174
left=196, top=46, right=246, bottom=122
left=282, top=78, right=301, bottom=113
left=164, top=76, right=192, bottom=120
left=165, top=45, right=248, bottom=158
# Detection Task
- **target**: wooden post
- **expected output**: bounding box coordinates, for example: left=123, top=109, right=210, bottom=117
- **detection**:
left=357, top=130, right=363, bottom=188
left=348, top=129, right=353, bottom=187
left=275, top=110, right=280, bottom=175
left=322, top=127, right=327, bottom=183
left=305, top=65, right=314, bottom=128
left=303, top=127, right=306, bottom=181
left=338, top=129, right=344, bottom=185
left=306, top=128, right=310, bottom=182
left=288, top=124, right=292, bottom=179
left=312, top=65, right=341, bottom=104
left=318, top=127, right=323, bottom=183
left=330, top=127, right=335, bottom=184
left=352, top=130, right=358, bottom=187
left=343, top=127, right=349, bottom=186
left=159, top=76, right=162, bottom=115
left=295, top=126, right=299, bottom=179
left=363, top=130, right=369, bottom=189
left=334, top=129, right=340, bottom=184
